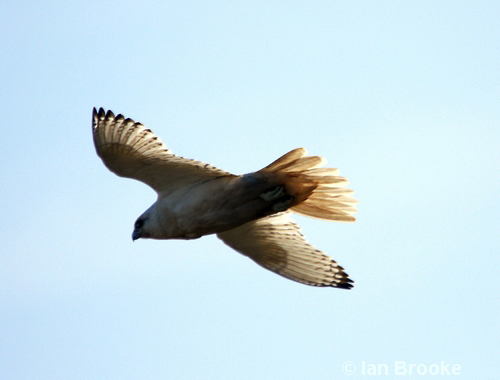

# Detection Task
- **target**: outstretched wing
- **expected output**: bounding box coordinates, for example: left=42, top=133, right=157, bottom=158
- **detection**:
left=217, top=213, right=353, bottom=288
left=92, top=108, right=233, bottom=195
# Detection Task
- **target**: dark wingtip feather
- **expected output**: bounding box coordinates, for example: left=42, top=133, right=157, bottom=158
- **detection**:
left=332, top=274, right=354, bottom=289
left=336, top=283, right=354, bottom=290
left=92, top=107, right=103, bottom=130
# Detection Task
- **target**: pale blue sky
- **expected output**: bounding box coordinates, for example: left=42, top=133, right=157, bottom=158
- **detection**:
left=1, top=1, right=499, bottom=379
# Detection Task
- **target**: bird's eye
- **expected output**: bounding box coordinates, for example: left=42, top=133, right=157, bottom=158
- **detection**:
left=135, top=219, right=144, bottom=229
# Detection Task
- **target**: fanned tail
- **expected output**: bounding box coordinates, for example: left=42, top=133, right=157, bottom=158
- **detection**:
left=259, top=148, right=358, bottom=222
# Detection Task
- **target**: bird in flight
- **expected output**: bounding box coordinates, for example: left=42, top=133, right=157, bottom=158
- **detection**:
left=92, top=108, right=358, bottom=288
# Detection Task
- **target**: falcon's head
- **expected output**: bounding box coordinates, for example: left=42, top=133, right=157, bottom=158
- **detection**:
left=132, top=217, right=149, bottom=241
left=132, top=203, right=161, bottom=240
left=131, top=203, right=178, bottom=240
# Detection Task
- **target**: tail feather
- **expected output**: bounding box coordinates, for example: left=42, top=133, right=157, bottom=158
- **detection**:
left=312, top=187, right=354, bottom=194
left=260, top=148, right=307, bottom=172
left=278, top=156, right=326, bottom=172
left=259, top=148, right=357, bottom=222
left=301, top=167, right=340, bottom=176
left=292, top=203, right=356, bottom=221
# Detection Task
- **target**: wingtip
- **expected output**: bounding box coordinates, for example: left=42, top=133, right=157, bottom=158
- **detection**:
left=336, top=283, right=354, bottom=290
left=92, top=107, right=98, bottom=128
left=92, top=107, right=107, bottom=128
left=335, top=278, right=354, bottom=289
left=105, top=109, right=115, bottom=119
left=92, top=107, right=108, bottom=118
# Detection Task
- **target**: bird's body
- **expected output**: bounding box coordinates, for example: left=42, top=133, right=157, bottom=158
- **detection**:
left=136, top=173, right=287, bottom=240
left=93, top=108, right=358, bottom=288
